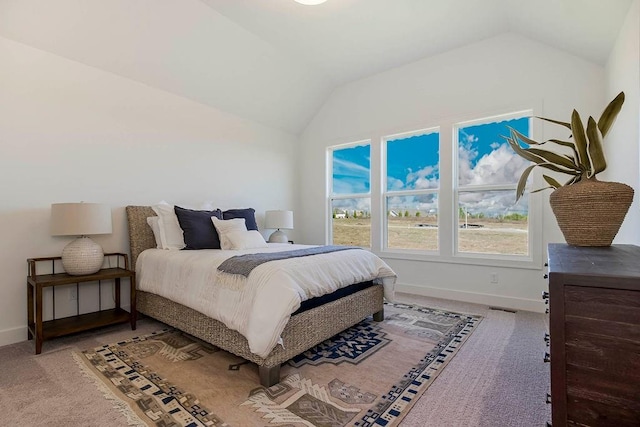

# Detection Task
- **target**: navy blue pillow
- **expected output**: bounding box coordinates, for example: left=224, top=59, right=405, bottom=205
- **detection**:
left=174, top=206, right=223, bottom=249
left=222, top=208, right=258, bottom=231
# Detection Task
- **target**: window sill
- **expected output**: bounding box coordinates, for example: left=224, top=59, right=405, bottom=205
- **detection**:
left=377, top=249, right=542, bottom=270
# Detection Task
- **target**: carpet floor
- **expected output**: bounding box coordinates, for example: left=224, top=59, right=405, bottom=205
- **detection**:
left=0, top=293, right=550, bottom=426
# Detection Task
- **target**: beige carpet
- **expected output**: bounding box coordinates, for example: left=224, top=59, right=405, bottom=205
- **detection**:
left=0, top=294, right=551, bottom=426
left=74, top=303, right=480, bottom=426
left=0, top=318, right=163, bottom=427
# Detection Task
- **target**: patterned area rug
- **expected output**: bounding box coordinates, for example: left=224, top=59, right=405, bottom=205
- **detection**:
left=76, top=303, right=481, bottom=426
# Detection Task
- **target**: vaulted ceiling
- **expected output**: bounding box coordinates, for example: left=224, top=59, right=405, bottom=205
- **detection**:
left=0, top=0, right=633, bottom=134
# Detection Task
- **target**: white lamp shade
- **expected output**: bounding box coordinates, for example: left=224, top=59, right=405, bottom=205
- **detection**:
left=51, top=203, right=112, bottom=236
left=265, top=210, right=294, bottom=230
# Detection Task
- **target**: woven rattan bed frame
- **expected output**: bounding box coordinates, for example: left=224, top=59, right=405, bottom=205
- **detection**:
left=126, top=206, right=384, bottom=387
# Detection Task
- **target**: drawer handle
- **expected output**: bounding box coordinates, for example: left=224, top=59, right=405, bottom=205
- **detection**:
left=544, top=352, right=551, bottom=363
left=544, top=262, right=548, bottom=267
left=545, top=308, right=549, bottom=314
left=544, top=333, right=550, bottom=344
left=546, top=393, right=551, bottom=404
left=543, top=273, right=549, bottom=279
left=542, top=291, right=549, bottom=300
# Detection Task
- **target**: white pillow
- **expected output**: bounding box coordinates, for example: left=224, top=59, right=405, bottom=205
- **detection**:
left=226, top=230, right=268, bottom=250
left=146, top=217, right=164, bottom=249
left=151, top=201, right=185, bottom=250
left=211, top=217, right=247, bottom=250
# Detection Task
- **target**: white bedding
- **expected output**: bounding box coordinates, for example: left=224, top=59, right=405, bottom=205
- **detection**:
left=136, top=244, right=396, bottom=358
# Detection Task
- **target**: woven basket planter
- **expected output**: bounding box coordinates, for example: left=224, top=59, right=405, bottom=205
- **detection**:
left=549, top=179, right=634, bottom=246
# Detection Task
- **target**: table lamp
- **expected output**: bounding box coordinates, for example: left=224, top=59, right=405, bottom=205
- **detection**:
left=265, top=210, right=294, bottom=243
left=50, top=202, right=113, bottom=275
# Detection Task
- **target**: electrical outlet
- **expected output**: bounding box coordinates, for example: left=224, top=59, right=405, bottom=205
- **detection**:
left=490, top=273, right=499, bottom=284
left=69, top=287, right=77, bottom=301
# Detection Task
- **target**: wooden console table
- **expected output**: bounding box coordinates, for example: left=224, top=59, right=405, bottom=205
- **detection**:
left=27, top=253, right=136, bottom=354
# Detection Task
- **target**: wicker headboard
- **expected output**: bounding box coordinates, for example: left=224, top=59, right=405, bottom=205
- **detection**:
left=125, top=206, right=157, bottom=267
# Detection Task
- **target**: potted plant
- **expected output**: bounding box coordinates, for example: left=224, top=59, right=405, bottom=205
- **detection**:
left=504, top=92, right=634, bottom=246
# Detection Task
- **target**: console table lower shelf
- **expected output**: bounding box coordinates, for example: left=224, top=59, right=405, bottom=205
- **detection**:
left=27, top=254, right=137, bottom=354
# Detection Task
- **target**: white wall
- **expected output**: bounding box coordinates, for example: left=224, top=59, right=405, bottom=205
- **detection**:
left=297, top=33, right=609, bottom=312
left=0, top=37, right=298, bottom=346
left=604, top=0, right=640, bottom=245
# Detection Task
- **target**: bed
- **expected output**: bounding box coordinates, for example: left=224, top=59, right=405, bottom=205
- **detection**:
left=126, top=205, right=395, bottom=387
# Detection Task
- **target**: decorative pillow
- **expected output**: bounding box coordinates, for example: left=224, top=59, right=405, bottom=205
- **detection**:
left=151, top=202, right=185, bottom=250
left=174, top=206, right=223, bottom=250
left=226, top=230, right=268, bottom=250
left=146, top=217, right=164, bottom=249
left=222, top=208, right=258, bottom=231
left=211, top=217, right=247, bottom=250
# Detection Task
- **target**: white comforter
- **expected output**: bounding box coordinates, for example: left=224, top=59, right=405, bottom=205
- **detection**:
left=136, top=244, right=396, bottom=358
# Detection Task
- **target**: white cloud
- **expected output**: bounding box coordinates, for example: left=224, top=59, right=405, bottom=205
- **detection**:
left=459, top=143, right=528, bottom=186
left=387, top=176, right=405, bottom=191
left=333, top=158, right=370, bottom=194
left=406, top=165, right=439, bottom=189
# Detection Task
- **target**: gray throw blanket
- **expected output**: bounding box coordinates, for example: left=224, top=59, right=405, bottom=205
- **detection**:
left=217, top=245, right=360, bottom=277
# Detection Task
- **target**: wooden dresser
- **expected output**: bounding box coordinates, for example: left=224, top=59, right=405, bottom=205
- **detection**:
left=547, top=244, right=640, bottom=426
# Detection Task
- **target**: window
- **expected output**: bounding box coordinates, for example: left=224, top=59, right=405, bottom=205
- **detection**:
left=455, top=114, right=531, bottom=256
left=384, top=129, right=439, bottom=251
left=325, top=107, right=540, bottom=266
left=328, top=142, right=371, bottom=247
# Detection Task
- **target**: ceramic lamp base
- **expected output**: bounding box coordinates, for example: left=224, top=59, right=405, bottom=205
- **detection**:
left=268, top=229, right=289, bottom=243
left=61, top=236, right=105, bottom=275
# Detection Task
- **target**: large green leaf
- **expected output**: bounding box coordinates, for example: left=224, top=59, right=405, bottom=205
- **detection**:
left=536, top=162, right=578, bottom=175
left=509, top=127, right=546, bottom=146
left=547, top=138, right=577, bottom=149
left=506, top=130, right=567, bottom=170
left=509, top=129, right=579, bottom=167
left=598, top=91, right=625, bottom=137
left=516, top=164, right=536, bottom=201
left=542, top=175, right=562, bottom=189
left=537, top=116, right=571, bottom=130
left=586, top=116, right=606, bottom=176
left=527, top=148, right=578, bottom=170
left=530, top=186, right=555, bottom=194
left=506, top=132, right=545, bottom=164
left=570, top=110, right=589, bottom=171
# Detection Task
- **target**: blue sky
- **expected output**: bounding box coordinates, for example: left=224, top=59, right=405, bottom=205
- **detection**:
left=387, top=132, right=439, bottom=191
left=333, top=117, right=528, bottom=191
left=332, top=117, right=530, bottom=215
left=332, top=144, right=370, bottom=194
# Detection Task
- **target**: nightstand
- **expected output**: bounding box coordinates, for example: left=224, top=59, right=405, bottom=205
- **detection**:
left=27, top=253, right=136, bottom=354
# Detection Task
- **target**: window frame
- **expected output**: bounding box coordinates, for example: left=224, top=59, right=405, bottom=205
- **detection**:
left=382, top=127, right=440, bottom=254
left=453, top=111, right=534, bottom=260
left=326, top=140, right=372, bottom=248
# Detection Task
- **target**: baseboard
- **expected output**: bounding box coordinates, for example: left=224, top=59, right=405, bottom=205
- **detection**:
left=0, top=325, right=28, bottom=348
left=395, top=283, right=545, bottom=313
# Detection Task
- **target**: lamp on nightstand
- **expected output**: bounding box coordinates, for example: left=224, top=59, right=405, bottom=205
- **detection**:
left=50, top=202, right=112, bottom=275
left=265, top=210, right=294, bottom=243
